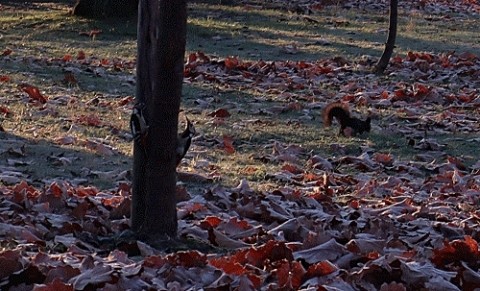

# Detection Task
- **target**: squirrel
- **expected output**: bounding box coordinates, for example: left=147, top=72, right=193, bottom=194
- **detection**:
left=323, top=102, right=371, bottom=136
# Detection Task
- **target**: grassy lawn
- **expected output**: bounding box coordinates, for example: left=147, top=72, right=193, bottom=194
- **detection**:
left=0, top=0, right=479, bottom=191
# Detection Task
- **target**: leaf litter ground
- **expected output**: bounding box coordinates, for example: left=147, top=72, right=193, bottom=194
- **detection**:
left=0, top=0, right=480, bottom=290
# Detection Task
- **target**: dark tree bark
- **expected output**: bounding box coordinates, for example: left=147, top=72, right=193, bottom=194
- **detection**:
left=131, top=0, right=187, bottom=241
left=72, top=0, right=138, bottom=18
left=374, top=0, right=398, bottom=74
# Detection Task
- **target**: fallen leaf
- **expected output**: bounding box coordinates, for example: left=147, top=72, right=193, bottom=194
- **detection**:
left=223, top=135, right=235, bottom=154
left=18, top=83, right=48, bottom=103
left=209, top=108, right=231, bottom=118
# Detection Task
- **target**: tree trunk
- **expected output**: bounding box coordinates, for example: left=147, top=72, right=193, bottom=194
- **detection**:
left=374, top=0, right=398, bottom=74
left=131, top=0, right=187, bottom=242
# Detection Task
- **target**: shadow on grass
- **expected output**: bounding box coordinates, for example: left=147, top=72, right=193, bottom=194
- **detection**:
left=0, top=131, right=131, bottom=190
left=2, top=1, right=477, bottom=63
left=0, top=0, right=76, bottom=9
left=186, top=3, right=479, bottom=61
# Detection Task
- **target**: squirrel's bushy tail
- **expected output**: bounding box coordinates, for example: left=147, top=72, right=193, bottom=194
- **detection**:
left=323, top=102, right=350, bottom=126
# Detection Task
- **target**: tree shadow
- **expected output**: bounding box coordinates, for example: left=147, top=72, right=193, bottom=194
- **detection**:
left=0, top=0, right=76, bottom=10
left=0, top=130, right=131, bottom=190
left=2, top=1, right=477, bottom=65
left=187, top=4, right=478, bottom=61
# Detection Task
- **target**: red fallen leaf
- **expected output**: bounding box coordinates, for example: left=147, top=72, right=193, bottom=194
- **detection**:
left=0, top=75, right=10, bottom=82
left=407, top=51, right=433, bottom=62
left=200, top=215, right=223, bottom=229
left=380, top=90, right=390, bottom=99
left=240, top=240, right=294, bottom=267
left=0, top=105, right=12, bottom=116
left=432, top=236, right=480, bottom=267
left=178, top=202, right=206, bottom=219
left=165, top=250, right=207, bottom=268
left=211, top=241, right=292, bottom=288
left=367, top=251, right=380, bottom=260
left=282, top=163, right=303, bottom=175
left=209, top=108, right=231, bottom=118
left=223, top=135, right=235, bottom=154
left=74, top=186, right=98, bottom=197
left=13, top=180, right=40, bottom=198
left=458, top=51, right=478, bottom=61
left=289, top=261, right=307, bottom=288
left=76, top=114, right=102, bottom=127
left=108, top=197, right=131, bottom=219
left=101, top=58, right=110, bottom=66
left=241, top=166, right=258, bottom=175
left=0, top=250, right=24, bottom=279
left=457, top=93, right=476, bottom=103
left=2, top=48, right=12, bottom=56
left=209, top=256, right=263, bottom=288
left=419, top=52, right=433, bottom=62
left=45, top=266, right=81, bottom=283
left=143, top=255, right=166, bottom=268
left=406, top=51, right=418, bottom=61
left=373, top=153, right=394, bottom=166
left=394, top=88, right=410, bottom=99
left=303, top=172, right=320, bottom=182
left=62, top=54, right=72, bottom=62
left=47, top=182, right=65, bottom=197
left=220, top=217, right=252, bottom=235
left=196, top=51, right=210, bottom=62
left=413, top=83, right=431, bottom=97
left=307, top=260, right=337, bottom=277
left=350, top=199, right=360, bottom=209
left=18, top=83, right=48, bottom=103
left=102, top=195, right=123, bottom=208
left=187, top=52, right=197, bottom=63
left=224, top=56, right=239, bottom=70
left=391, top=55, right=403, bottom=64
left=35, top=277, right=75, bottom=291
left=117, top=96, right=134, bottom=106
left=77, top=50, right=86, bottom=60
left=71, top=200, right=91, bottom=219
left=271, top=259, right=307, bottom=290
left=209, top=257, right=248, bottom=276
left=274, top=260, right=292, bottom=287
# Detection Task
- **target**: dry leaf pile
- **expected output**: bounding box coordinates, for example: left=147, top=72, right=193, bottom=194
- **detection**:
left=1, top=0, right=480, bottom=290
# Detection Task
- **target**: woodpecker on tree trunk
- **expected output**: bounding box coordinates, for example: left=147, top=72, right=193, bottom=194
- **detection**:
left=176, top=116, right=195, bottom=167
left=131, top=105, right=195, bottom=167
